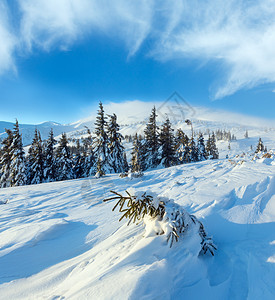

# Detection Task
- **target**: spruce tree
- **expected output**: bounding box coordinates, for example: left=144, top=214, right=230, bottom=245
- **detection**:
left=189, top=137, right=199, bottom=162
left=107, top=113, right=128, bottom=173
left=197, top=133, right=206, bottom=161
left=131, top=133, right=143, bottom=172
left=10, top=120, right=26, bottom=186
left=0, top=129, right=13, bottom=187
left=183, top=138, right=190, bottom=163
left=143, top=106, right=160, bottom=169
left=206, top=134, right=211, bottom=159
left=44, top=128, right=57, bottom=182
left=95, top=157, right=105, bottom=178
left=206, top=133, right=219, bottom=159
left=27, top=129, right=44, bottom=184
left=83, top=127, right=95, bottom=176
left=93, top=102, right=111, bottom=174
left=175, top=129, right=189, bottom=164
left=56, top=133, right=73, bottom=181
left=73, top=139, right=85, bottom=178
left=123, top=152, right=129, bottom=172
left=159, top=117, right=176, bottom=168
left=255, top=138, right=264, bottom=153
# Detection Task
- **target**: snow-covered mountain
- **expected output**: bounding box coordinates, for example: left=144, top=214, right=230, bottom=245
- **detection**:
left=0, top=121, right=75, bottom=145
left=70, top=99, right=275, bottom=132
left=1, top=100, right=275, bottom=146
left=65, top=100, right=275, bottom=157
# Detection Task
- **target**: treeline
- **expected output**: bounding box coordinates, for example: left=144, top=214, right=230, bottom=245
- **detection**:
left=130, top=107, right=219, bottom=172
left=0, top=103, right=219, bottom=188
left=0, top=103, right=128, bottom=187
left=215, top=129, right=236, bottom=141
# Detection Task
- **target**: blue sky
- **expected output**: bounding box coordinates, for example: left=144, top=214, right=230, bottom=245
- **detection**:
left=0, top=0, right=275, bottom=124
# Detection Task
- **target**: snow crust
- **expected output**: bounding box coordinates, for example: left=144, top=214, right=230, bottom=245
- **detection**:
left=0, top=145, right=275, bottom=299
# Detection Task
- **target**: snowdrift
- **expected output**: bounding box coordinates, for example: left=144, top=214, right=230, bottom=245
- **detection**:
left=0, top=154, right=275, bottom=299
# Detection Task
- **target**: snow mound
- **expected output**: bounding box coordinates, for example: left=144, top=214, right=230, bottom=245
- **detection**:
left=104, top=189, right=216, bottom=254
left=222, top=176, right=275, bottom=224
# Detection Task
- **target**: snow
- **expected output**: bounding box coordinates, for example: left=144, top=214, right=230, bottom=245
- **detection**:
left=1, top=100, right=275, bottom=298
left=0, top=145, right=275, bottom=298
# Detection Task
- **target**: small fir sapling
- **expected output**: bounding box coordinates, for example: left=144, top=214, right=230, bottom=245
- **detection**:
left=104, top=189, right=216, bottom=255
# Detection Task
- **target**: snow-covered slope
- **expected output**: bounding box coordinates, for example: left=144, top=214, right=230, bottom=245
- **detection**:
left=0, top=121, right=75, bottom=145
left=1, top=100, right=275, bottom=297
left=1, top=151, right=275, bottom=299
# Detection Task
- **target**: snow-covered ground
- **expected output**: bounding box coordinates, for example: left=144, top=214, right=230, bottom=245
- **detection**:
left=1, top=149, right=275, bottom=299
left=1, top=100, right=275, bottom=299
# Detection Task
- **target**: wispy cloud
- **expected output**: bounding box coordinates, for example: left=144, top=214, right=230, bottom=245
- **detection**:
left=156, top=0, right=275, bottom=99
left=0, top=1, right=17, bottom=75
left=2, top=0, right=275, bottom=99
left=18, top=0, right=153, bottom=55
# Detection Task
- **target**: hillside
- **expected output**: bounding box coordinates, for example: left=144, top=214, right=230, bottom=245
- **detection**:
left=0, top=149, right=275, bottom=299
left=0, top=121, right=75, bottom=146
left=0, top=100, right=275, bottom=299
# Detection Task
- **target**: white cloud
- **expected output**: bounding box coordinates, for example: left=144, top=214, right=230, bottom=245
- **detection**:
left=152, top=0, right=275, bottom=99
left=18, top=0, right=153, bottom=55
left=2, top=0, right=275, bottom=99
left=76, top=99, right=275, bottom=128
left=0, top=1, right=17, bottom=75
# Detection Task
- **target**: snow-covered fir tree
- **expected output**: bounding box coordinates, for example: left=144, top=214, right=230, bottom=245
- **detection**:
left=44, top=128, right=57, bottom=182
left=93, top=102, right=111, bottom=174
left=82, top=127, right=95, bottom=176
left=206, top=132, right=219, bottom=159
left=122, top=152, right=129, bottom=172
left=73, top=139, right=85, bottom=179
left=124, top=135, right=133, bottom=143
left=56, top=133, right=73, bottom=181
left=197, top=133, right=206, bottom=161
left=143, top=106, right=160, bottom=169
left=244, top=130, right=249, bottom=139
left=10, top=120, right=26, bottom=186
left=27, top=129, right=44, bottom=184
left=211, top=133, right=219, bottom=159
left=131, top=133, right=144, bottom=172
left=175, top=129, right=189, bottom=164
left=206, top=134, right=211, bottom=159
left=107, top=113, right=128, bottom=173
left=95, top=157, right=105, bottom=178
left=215, top=129, right=233, bottom=141
left=183, top=138, right=190, bottom=163
left=159, top=117, right=176, bottom=168
left=0, top=129, right=13, bottom=187
left=255, top=138, right=264, bottom=153
left=189, top=137, right=199, bottom=162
